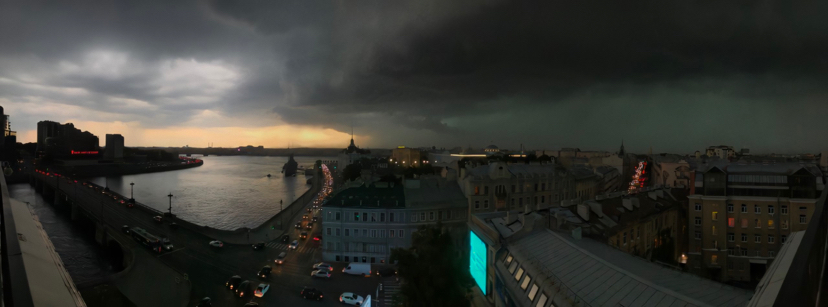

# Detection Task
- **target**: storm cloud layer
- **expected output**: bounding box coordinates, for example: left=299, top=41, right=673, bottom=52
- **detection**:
left=1, top=0, right=827, bottom=153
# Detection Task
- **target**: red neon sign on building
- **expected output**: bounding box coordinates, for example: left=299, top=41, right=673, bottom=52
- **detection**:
left=70, top=150, right=99, bottom=155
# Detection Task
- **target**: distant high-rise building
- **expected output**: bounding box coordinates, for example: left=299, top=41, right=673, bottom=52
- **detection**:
left=104, top=134, right=124, bottom=160
left=0, top=105, right=17, bottom=148
left=36, top=120, right=99, bottom=158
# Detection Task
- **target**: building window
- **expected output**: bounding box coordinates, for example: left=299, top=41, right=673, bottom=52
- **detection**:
left=741, top=204, right=747, bottom=213
left=363, top=229, right=368, bottom=237
left=536, top=293, right=548, bottom=307
left=741, top=218, right=748, bottom=228
left=782, top=220, right=788, bottom=229
left=363, top=212, right=368, bottom=222
left=800, top=206, right=807, bottom=212
left=354, top=228, right=359, bottom=237
left=727, top=204, right=733, bottom=213
left=389, top=212, right=395, bottom=222
left=380, top=230, right=385, bottom=238
left=728, top=218, right=735, bottom=228
left=755, top=235, right=761, bottom=243
left=420, top=213, right=426, bottom=221
left=412, top=214, right=418, bottom=222
left=694, top=203, right=701, bottom=211
left=336, top=228, right=341, bottom=236
left=345, top=229, right=350, bottom=236
left=371, top=213, right=377, bottom=222
left=711, top=255, right=718, bottom=265
left=354, top=212, right=359, bottom=221
left=741, top=233, right=747, bottom=242
left=623, top=232, right=627, bottom=245
left=727, top=233, right=734, bottom=242
left=371, top=230, right=377, bottom=238
left=429, top=212, right=435, bottom=221
left=380, top=213, right=385, bottom=222
left=768, top=220, right=774, bottom=228
left=327, top=211, right=332, bottom=220
left=389, top=230, right=395, bottom=238
left=335, top=212, right=341, bottom=221
left=755, top=219, right=761, bottom=228
left=801, top=214, right=807, bottom=224
left=504, top=254, right=513, bottom=265
left=399, top=230, right=404, bottom=238
left=756, top=250, right=761, bottom=257
left=528, top=284, right=539, bottom=301
left=712, top=226, right=717, bottom=235
left=695, top=231, right=701, bottom=240
left=782, top=235, right=787, bottom=244
left=326, top=228, right=331, bottom=235
left=782, top=205, right=788, bottom=215
left=541, top=196, right=545, bottom=203
left=511, top=198, right=515, bottom=206
left=694, top=217, right=701, bottom=226
left=712, top=212, right=718, bottom=221
left=484, top=200, right=489, bottom=209
left=741, top=248, right=748, bottom=256
left=474, top=201, right=480, bottom=209
left=474, top=186, right=479, bottom=195
left=520, top=275, right=532, bottom=290
left=515, top=267, right=524, bottom=281
left=768, top=235, right=775, bottom=244
left=754, top=205, right=760, bottom=214
left=768, top=205, right=774, bottom=215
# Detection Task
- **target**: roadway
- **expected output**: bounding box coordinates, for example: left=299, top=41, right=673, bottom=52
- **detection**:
left=34, top=167, right=388, bottom=307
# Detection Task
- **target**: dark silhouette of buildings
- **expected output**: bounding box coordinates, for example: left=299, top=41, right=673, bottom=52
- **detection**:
left=36, top=120, right=99, bottom=159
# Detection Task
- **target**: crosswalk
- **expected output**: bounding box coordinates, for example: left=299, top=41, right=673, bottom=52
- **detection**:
left=378, top=278, right=402, bottom=307
left=265, top=241, right=317, bottom=253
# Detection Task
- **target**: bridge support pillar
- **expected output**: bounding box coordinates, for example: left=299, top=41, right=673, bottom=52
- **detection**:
left=95, top=223, right=108, bottom=246
left=70, top=202, right=80, bottom=221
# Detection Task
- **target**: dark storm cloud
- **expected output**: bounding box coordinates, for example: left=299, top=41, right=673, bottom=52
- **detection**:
left=2, top=0, right=828, bottom=151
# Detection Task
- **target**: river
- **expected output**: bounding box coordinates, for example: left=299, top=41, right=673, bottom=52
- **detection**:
left=8, top=155, right=332, bottom=285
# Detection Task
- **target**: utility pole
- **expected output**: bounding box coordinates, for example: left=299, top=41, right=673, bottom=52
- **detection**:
left=167, top=193, right=173, bottom=216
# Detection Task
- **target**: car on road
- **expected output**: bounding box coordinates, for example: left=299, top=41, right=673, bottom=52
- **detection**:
left=121, top=225, right=130, bottom=234
left=377, top=267, right=397, bottom=277
left=281, top=235, right=290, bottom=243
left=340, top=292, right=365, bottom=306
left=169, top=222, right=178, bottom=229
left=275, top=252, right=287, bottom=264
left=153, top=216, right=163, bottom=223
left=196, top=297, right=211, bottom=307
left=311, top=269, right=331, bottom=279
left=313, top=235, right=322, bottom=241
left=306, top=222, right=314, bottom=229
left=161, top=238, right=173, bottom=251
left=289, top=240, right=299, bottom=249
left=258, top=265, right=271, bottom=278
left=254, top=283, right=270, bottom=297
left=302, top=214, right=309, bottom=219
left=236, top=280, right=250, bottom=297
left=225, top=275, right=241, bottom=290
left=300, top=232, right=308, bottom=239
left=252, top=242, right=265, bottom=250
left=312, top=262, right=332, bottom=271
left=342, top=263, right=371, bottom=276
left=312, top=216, right=318, bottom=222
left=294, top=222, right=302, bottom=229
left=209, top=240, right=224, bottom=248
left=301, top=287, right=324, bottom=301
left=306, top=208, right=312, bottom=213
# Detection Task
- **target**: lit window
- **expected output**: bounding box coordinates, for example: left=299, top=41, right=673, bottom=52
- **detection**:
left=515, top=267, right=525, bottom=281
left=712, top=212, right=718, bottom=221
left=712, top=226, right=717, bottom=235
left=504, top=254, right=513, bottom=266
left=768, top=220, right=774, bottom=228
left=536, top=293, right=548, bottom=307
left=520, top=275, right=532, bottom=290
left=728, top=218, right=735, bottom=228
left=711, top=255, right=718, bottom=264
left=508, top=261, right=518, bottom=274
left=755, top=219, right=761, bottom=228
left=528, top=284, right=539, bottom=301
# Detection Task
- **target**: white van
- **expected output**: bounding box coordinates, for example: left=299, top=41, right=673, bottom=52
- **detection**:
left=342, top=262, right=371, bottom=276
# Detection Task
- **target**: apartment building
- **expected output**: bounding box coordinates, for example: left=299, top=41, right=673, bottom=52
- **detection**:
left=458, top=162, right=573, bottom=214
left=687, top=162, right=824, bottom=283
left=320, top=177, right=467, bottom=264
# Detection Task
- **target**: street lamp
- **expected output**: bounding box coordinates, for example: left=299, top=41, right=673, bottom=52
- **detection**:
left=129, top=182, right=135, bottom=202
left=167, top=193, right=173, bottom=216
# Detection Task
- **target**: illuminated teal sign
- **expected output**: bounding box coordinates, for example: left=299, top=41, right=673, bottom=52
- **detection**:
left=469, top=231, right=487, bottom=294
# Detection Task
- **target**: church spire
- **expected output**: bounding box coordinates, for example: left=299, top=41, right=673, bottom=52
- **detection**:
left=619, top=139, right=626, bottom=156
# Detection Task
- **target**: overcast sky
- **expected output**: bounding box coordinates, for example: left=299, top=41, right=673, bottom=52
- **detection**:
left=2, top=0, right=827, bottom=154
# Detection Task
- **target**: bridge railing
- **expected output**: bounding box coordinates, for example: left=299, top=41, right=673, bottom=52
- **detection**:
left=1, top=174, right=35, bottom=307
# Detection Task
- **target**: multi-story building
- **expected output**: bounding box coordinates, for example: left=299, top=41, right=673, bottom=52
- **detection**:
left=651, top=155, right=693, bottom=188
left=458, top=162, right=572, bottom=214
left=104, top=134, right=124, bottom=161
left=320, top=177, right=467, bottom=264
left=36, top=120, right=99, bottom=158
left=390, top=146, right=422, bottom=167
left=688, top=162, right=824, bottom=283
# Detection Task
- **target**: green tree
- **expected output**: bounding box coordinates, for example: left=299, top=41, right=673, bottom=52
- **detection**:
left=342, top=163, right=362, bottom=181
left=390, top=224, right=473, bottom=307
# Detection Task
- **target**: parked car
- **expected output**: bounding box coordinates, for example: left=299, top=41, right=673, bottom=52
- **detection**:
left=313, top=235, right=322, bottom=241
left=301, top=287, right=324, bottom=301
left=236, top=280, right=251, bottom=297
left=280, top=234, right=290, bottom=243
left=225, top=275, right=241, bottom=290
left=196, top=297, right=211, bottom=307
left=300, top=232, right=308, bottom=239
left=258, top=265, right=271, bottom=278
left=377, top=267, right=397, bottom=277
left=311, top=269, right=331, bottom=279
left=161, top=238, right=173, bottom=250
left=209, top=240, right=224, bottom=248
left=289, top=240, right=299, bottom=249
left=275, top=252, right=287, bottom=264
left=312, top=262, right=332, bottom=271
left=121, top=225, right=130, bottom=234
left=339, top=292, right=365, bottom=306
left=153, top=216, right=163, bottom=223
left=254, top=283, right=270, bottom=297
left=252, top=242, right=265, bottom=250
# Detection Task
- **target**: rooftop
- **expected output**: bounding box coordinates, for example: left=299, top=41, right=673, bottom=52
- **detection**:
left=322, top=183, right=405, bottom=209
left=508, top=229, right=753, bottom=307
left=403, top=178, right=467, bottom=209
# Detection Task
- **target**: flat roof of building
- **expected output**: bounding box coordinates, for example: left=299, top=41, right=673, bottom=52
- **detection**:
left=508, top=229, right=753, bottom=307
left=322, top=183, right=405, bottom=209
